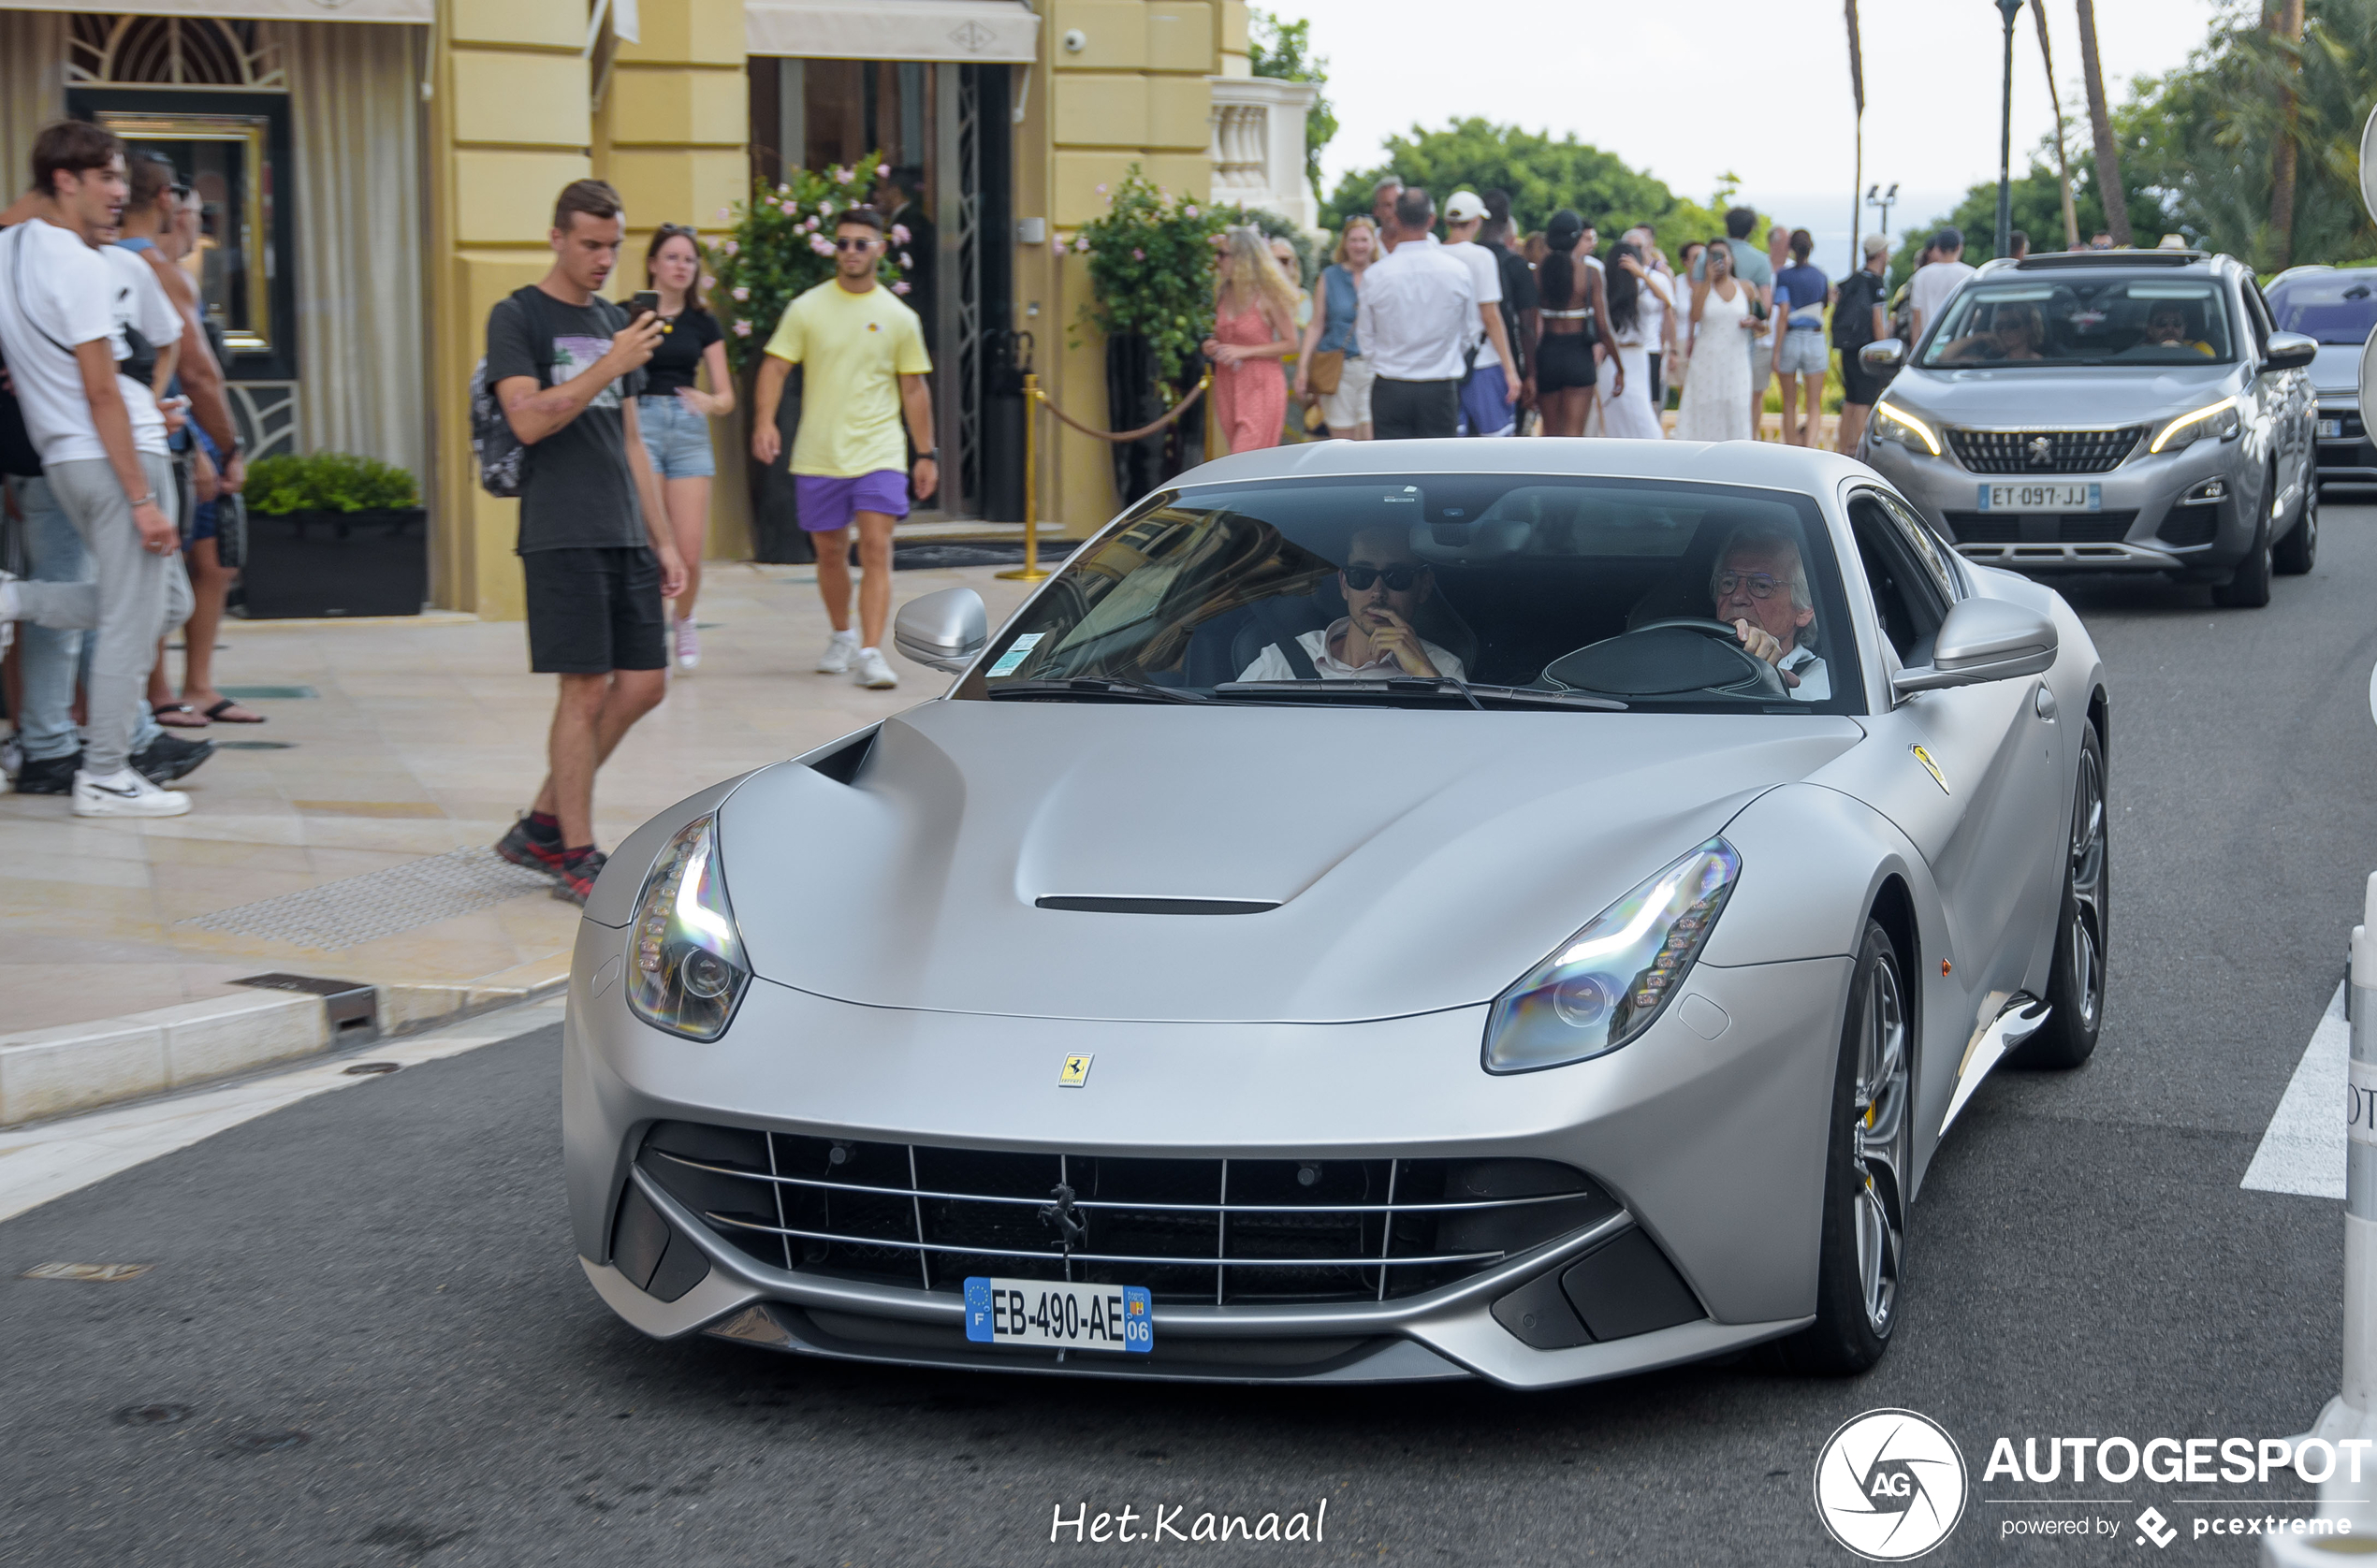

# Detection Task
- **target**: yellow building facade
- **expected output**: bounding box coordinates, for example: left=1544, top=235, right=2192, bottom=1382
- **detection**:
left=0, top=1, right=1315, bottom=618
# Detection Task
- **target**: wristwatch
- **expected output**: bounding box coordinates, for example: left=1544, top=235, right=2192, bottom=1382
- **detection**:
left=918, top=448, right=941, bottom=462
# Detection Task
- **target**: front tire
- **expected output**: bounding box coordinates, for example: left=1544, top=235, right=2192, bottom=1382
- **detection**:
left=2211, top=491, right=2274, bottom=607
left=2274, top=477, right=2317, bottom=574
left=1778, top=920, right=1910, bottom=1376
left=2015, top=722, right=2107, bottom=1068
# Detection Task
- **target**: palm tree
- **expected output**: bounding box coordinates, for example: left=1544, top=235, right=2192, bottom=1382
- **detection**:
left=2074, top=0, right=2132, bottom=245
left=2267, top=0, right=2305, bottom=267
left=2033, top=4, right=2081, bottom=250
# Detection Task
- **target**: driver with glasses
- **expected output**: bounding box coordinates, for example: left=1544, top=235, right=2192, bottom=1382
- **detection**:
left=1711, top=522, right=1828, bottom=700
left=1236, top=524, right=1468, bottom=681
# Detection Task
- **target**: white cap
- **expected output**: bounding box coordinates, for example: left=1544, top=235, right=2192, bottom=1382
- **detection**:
left=1861, top=232, right=1891, bottom=257
left=1443, top=190, right=1488, bottom=225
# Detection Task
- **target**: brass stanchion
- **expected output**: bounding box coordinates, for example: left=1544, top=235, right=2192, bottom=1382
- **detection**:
left=998, top=371, right=1049, bottom=582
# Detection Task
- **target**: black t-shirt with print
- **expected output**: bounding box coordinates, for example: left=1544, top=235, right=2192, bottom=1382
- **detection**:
left=486, top=287, right=647, bottom=554
left=641, top=306, right=722, bottom=398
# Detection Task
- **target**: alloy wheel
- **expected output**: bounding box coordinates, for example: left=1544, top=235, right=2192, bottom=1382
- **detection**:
left=1851, top=952, right=1910, bottom=1338
left=2065, top=740, right=2107, bottom=1034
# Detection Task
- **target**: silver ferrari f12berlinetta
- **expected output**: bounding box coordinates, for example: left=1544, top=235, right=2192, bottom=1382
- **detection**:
left=564, top=437, right=2108, bottom=1389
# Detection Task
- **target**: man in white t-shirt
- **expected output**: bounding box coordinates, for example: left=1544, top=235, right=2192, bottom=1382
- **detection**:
left=0, top=122, right=197, bottom=817
left=1908, top=226, right=1977, bottom=345
left=1355, top=187, right=1477, bottom=440
left=1440, top=191, right=1520, bottom=437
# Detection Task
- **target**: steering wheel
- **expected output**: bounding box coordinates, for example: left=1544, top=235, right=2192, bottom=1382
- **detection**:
left=1609, top=617, right=1791, bottom=698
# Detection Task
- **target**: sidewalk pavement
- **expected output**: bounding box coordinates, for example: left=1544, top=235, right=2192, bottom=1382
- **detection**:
left=0, top=559, right=1041, bottom=1124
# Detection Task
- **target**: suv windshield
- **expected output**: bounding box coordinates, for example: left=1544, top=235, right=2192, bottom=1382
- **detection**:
left=2265, top=271, right=2377, bottom=344
left=961, top=475, right=1864, bottom=713
left=1918, top=273, right=2237, bottom=367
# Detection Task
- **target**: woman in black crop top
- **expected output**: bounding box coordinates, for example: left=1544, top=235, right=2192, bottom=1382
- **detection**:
left=635, top=224, right=734, bottom=670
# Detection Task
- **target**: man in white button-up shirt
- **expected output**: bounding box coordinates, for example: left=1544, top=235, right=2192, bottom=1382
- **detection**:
left=1353, top=187, right=1475, bottom=440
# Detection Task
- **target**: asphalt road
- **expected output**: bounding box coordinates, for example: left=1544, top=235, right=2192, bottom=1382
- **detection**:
left=6, top=509, right=2375, bottom=1567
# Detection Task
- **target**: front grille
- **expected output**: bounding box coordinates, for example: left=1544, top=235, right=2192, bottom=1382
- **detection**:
left=636, top=1122, right=1614, bottom=1305
left=1942, top=510, right=2138, bottom=544
left=1946, top=427, right=2145, bottom=474
left=2321, top=408, right=2365, bottom=442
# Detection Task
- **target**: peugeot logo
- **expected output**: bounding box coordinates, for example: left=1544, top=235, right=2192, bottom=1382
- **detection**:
left=1038, top=1182, right=1088, bottom=1247
left=2026, top=435, right=2057, bottom=467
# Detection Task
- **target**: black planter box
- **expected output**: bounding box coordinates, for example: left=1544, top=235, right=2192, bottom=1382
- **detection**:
left=238, top=507, right=429, bottom=618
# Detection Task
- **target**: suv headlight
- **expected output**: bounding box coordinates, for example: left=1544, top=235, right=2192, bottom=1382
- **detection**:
left=1483, top=839, right=1741, bottom=1074
left=626, top=814, right=750, bottom=1040
left=1872, top=401, right=1942, bottom=456
left=2149, top=396, right=2241, bottom=454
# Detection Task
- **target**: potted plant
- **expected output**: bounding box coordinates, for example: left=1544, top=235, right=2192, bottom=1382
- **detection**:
left=236, top=452, right=426, bottom=618
left=707, top=154, right=915, bottom=562
left=1072, top=167, right=1224, bottom=503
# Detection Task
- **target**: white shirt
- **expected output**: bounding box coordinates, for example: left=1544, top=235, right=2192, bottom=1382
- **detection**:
left=1354, top=236, right=1477, bottom=382
left=1620, top=269, right=1673, bottom=351
left=1441, top=239, right=1502, bottom=355
left=1781, top=644, right=1830, bottom=702
left=1909, top=260, right=1976, bottom=339
left=1237, top=620, right=1469, bottom=683
left=0, top=220, right=178, bottom=465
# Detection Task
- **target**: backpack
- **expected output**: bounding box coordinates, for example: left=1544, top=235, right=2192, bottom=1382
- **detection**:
left=1831, top=270, right=1880, bottom=352
left=470, top=287, right=558, bottom=498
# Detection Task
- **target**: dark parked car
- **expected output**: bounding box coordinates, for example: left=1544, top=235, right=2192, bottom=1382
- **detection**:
left=2265, top=264, right=2377, bottom=489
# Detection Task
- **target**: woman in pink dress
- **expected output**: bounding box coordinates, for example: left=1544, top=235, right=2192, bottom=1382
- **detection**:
left=1200, top=227, right=1301, bottom=455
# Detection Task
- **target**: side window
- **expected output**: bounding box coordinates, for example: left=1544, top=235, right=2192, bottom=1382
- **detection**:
left=2242, top=281, right=2275, bottom=356
left=1875, top=492, right=1961, bottom=603
left=1847, top=494, right=1951, bottom=665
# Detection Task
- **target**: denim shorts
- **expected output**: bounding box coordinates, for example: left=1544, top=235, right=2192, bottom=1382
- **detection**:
left=1776, top=328, right=1830, bottom=376
left=636, top=393, right=716, bottom=479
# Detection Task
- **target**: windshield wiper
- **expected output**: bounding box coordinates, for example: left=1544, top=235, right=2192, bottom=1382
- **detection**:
left=987, top=677, right=1210, bottom=704
left=1214, top=679, right=1626, bottom=711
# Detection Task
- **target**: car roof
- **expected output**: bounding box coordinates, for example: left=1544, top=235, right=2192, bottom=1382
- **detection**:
left=1166, top=436, right=1879, bottom=496
left=1981, top=249, right=2224, bottom=274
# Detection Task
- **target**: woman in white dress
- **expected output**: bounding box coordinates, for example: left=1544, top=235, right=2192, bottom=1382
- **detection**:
left=1675, top=239, right=1756, bottom=442
left=1596, top=241, right=1672, bottom=439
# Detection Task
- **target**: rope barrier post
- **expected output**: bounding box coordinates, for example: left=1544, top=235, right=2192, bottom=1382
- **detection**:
left=998, top=371, right=1050, bottom=583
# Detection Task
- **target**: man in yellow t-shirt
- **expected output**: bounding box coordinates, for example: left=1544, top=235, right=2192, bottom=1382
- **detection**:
left=751, top=206, right=936, bottom=690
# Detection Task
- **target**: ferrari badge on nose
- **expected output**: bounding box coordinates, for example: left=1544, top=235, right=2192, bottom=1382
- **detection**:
left=1058, top=1054, right=1093, bottom=1087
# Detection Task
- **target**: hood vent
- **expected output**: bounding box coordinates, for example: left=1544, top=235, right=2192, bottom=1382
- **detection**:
left=1035, top=895, right=1279, bottom=916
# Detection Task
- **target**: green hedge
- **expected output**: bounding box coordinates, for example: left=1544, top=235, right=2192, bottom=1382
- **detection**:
left=243, top=452, right=421, bottom=515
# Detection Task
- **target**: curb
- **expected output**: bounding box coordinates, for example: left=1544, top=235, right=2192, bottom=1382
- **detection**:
left=0, top=973, right=569, bottom=1128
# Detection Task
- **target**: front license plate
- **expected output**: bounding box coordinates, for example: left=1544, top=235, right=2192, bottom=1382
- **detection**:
left=2318, top=418, right=2345, bottom=439
left=1980, top=482, right=2099, bottom=512
left=965, top=1277, right=1152, bottom=1353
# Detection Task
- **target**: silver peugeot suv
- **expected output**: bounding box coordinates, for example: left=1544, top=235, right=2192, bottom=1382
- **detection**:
left=1856, top=249, right=2319, bottom=607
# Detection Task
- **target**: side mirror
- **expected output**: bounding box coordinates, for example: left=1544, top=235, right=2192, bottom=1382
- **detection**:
left=893, top=587, right=988, bottom=673
left=2263, top=330, right=2318, bottom=373
left=1859, top=338, right=1905, bottom=370
left=1891, top=597, right=2058, bottom=698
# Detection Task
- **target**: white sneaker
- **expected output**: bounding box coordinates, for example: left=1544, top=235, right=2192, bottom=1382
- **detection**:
left=0, top=736, right=21, bottom=780
left=675, top=617, right=701, bottom=671
left=73, top=765, right=191, bottom=818
left=854, top=646, right=898, bottom=690
left=816, top=632, right=859, bottom=675
left=0, top=569, right=18, bottom=663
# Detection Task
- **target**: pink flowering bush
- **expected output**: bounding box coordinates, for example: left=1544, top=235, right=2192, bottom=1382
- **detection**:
left=707, top=152, right=911, bottom=374
left=1072, top=164, right=1226, bottom=383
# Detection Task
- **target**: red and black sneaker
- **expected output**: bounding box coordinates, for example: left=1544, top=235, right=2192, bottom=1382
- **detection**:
left=494, top=815, right=568, bottom=878
left=550, top=848, right=607, bottom=907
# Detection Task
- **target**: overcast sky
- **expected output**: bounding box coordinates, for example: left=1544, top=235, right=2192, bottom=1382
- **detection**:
left=1301, top=0, right=2227, bottom=258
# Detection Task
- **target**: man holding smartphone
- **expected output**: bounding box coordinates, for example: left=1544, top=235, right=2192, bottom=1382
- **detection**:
left=486, top=178, right=684, bottom=905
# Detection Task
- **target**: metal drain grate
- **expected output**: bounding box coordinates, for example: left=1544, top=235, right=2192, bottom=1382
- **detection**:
left=181, top=848, right=555, bottom=951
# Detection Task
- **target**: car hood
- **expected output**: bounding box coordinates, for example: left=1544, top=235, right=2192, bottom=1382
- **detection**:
left=717, top=701, right=1865, bottom=1024
left=1885, top=362, right=2238, bottom=428
left=2311, top=342, right=2361, bottom=399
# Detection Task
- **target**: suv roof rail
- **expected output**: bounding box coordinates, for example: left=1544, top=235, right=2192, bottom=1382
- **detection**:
left=2012, top=249, right=2209, bottom=269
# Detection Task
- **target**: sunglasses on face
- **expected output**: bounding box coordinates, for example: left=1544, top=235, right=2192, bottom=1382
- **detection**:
left=1342, top=562, right=1422, bottom=591
left=833, top=236, right=881, bottom=253
left=1713, top=571, right=1783, bottom=600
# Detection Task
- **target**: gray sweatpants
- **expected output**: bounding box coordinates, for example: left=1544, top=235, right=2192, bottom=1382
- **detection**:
left=12, top=453, right=190, bottom=776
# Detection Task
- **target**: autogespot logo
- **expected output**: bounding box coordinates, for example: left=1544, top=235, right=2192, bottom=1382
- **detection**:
left=1814, top=1408, right=1971, bottom=1561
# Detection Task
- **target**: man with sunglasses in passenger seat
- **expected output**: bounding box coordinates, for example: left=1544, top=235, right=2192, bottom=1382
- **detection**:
left=1236, top=524, right=1467, bottom=681
left=1710, top=522, right=1827, bottom=700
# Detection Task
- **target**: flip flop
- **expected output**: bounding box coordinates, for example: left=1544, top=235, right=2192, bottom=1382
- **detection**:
left=201, top=698, right=267, bottom=724
left=153, top=702, right=210, bottom=729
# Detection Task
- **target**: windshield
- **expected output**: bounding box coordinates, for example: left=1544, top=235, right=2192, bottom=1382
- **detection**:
left=961, top=476, right=1864, bottom=714
left=2265, top=272, right=2377, bottom=345
left=1918, top=274, right=2237, bottom=367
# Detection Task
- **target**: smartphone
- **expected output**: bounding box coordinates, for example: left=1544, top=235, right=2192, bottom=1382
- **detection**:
left=630, top=290, right=662, bottom=323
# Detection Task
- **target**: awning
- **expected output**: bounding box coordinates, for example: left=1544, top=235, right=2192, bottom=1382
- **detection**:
left=746, top=0, right=1040, bottom=64
left=0, top=0, right=430, bottom=19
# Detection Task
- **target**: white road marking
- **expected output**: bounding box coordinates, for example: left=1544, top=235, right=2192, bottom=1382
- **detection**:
left=0, top=999, right=564, bottom=1226
left=2241, top=981, right=2348, bottom=1199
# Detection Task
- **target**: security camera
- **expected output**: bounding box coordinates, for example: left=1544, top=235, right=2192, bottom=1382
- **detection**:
left=1062, top=28, right=1087, bottom=51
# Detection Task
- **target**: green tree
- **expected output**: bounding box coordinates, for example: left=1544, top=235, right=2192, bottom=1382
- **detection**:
left=1888, top=155, right=2173, bottom=282
left=1319, top=118, right=1748, bottom=261
left=1248, top=10, right=1336, bottom=202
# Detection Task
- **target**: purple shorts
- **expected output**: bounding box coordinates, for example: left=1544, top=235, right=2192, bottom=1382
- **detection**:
left=795, top=469, right=911, bottom=532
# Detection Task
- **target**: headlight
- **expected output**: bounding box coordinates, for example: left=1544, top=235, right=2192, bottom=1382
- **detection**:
left=1872, top=401, right=1942, bottom=456
left=626, top=813, right=750, bottom=1041
left=1483, top=839, right=1741, bottom=1074
left=2149, top=396, right=2241, bottom=454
